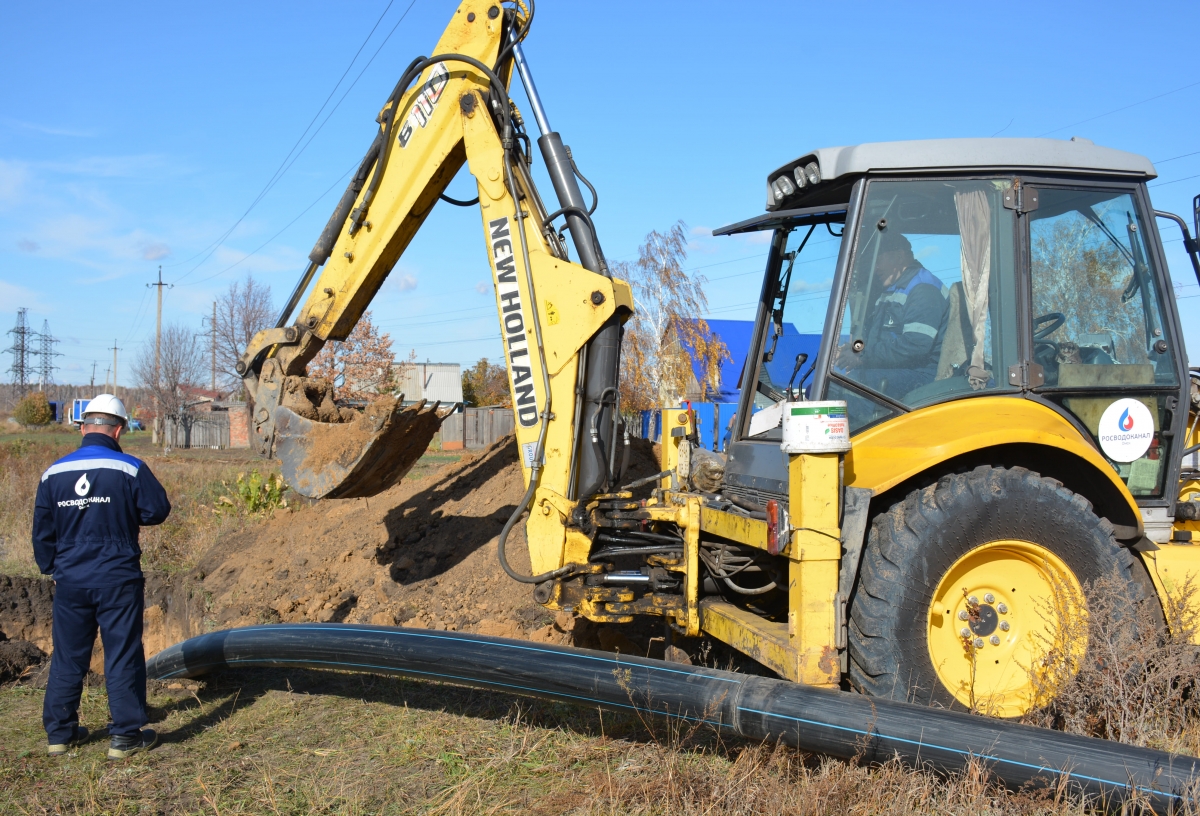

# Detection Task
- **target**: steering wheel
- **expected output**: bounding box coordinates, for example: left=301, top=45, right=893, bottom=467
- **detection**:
left=1032, top=312, right=1066, bottom=371
left=1033, top=312, right=1065, bottom=340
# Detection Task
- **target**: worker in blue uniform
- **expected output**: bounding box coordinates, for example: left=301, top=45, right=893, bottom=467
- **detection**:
left=33, top=394, right=170, bottom=759
left=838, top=230, right=949, bottom=400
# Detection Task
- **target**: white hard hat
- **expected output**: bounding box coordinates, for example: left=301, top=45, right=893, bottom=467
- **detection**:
left=83, top=393, right=130, bottom=427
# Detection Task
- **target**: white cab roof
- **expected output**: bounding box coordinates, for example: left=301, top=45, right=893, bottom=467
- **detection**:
left=780, top=137, right=1157, bottom=183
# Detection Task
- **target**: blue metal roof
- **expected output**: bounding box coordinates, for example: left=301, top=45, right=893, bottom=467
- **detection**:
left=681, top=319, right=822, bottom=402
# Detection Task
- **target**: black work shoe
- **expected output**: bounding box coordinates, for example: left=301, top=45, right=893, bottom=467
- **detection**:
left=107, top=729, right=158, bottom=760
left=48, top=725, right=90, bottom=756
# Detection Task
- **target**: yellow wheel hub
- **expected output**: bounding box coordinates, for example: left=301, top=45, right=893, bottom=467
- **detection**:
left=926, top=539, right=1086, bottom=718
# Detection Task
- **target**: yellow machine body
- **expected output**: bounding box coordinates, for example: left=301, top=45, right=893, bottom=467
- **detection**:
left=237, top=0, right=1200, bottom=715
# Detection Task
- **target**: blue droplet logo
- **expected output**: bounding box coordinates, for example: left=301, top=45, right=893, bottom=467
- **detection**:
left=1119, top=408, right=1134, bottom=432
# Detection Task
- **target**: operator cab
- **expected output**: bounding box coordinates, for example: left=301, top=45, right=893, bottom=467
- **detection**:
left=716, top=137, right=1191, bottom=519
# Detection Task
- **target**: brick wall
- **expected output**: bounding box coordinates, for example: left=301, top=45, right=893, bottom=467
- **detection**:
left=228, top=404, right=250, bottom=448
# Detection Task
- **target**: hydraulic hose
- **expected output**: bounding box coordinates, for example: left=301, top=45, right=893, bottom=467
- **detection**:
left=495, top=156, right=573, bottom=586
left=148, top=624, right=1200, bottom=811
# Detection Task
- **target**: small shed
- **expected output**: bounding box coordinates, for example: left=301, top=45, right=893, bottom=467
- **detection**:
left=392, top=361, right=463, bottom=406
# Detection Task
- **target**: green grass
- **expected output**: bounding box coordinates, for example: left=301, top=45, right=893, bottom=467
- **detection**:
left=0, top=667, right=1102, bottom=815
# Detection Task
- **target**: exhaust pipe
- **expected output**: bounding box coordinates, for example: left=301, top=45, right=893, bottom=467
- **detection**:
left=147, top=625, right=1198, bottom=810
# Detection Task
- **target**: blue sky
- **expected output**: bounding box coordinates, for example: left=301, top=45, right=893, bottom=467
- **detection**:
left=2, top=0, right=1199, bottom=387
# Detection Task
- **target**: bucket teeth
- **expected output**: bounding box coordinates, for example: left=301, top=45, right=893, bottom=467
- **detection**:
left=274, top=396, right=448, bottom=499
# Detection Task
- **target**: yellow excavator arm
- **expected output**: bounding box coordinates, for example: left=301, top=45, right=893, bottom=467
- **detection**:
left=237, top=0, right=632, bottom=579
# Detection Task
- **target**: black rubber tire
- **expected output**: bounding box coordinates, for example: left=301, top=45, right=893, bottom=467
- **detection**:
left=847, top=465, right=1154, bottom=713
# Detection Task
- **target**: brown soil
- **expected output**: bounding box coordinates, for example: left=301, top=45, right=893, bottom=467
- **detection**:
left=194, top=436, right=663, bottom=651
left=0, top=634, right=44, bottom=684
left=0, top=572, right=205, bottom=681
left=0, top=435, right=670, bottom=678
left=0, top=575, right=54, bottom=651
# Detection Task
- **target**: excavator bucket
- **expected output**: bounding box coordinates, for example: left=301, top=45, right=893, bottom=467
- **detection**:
left=274, top=397, right=453, bottom=500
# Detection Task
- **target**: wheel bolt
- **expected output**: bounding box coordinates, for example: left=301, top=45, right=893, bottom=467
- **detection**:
left=974, top=638, right=984, bottom=649
left=960, top=627, right=970, bottom=638
left=984, top=593, right=995, bottom=603
left=997, top=603, right=1008, bottom=614
left=958, top=610, right=968, bottom=621
left=999, top=621, right=1010, bottom=632
left=990, top=635, right=1001, bottom=646
left=968, top=595, right=979, bottom=605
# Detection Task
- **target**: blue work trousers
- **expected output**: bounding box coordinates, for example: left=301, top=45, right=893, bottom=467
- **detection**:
left=43, top=579, right=147, bottom=743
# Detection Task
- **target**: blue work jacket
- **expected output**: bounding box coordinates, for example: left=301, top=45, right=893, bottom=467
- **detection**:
left=32, top=434, right=171, bottom=587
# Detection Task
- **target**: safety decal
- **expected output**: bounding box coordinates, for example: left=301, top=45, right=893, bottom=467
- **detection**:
left=487, top=216, right=540, bottom=428
left=1097, top=397, right=1155, bottom=463
left=397, top=63, right=450, bottom=149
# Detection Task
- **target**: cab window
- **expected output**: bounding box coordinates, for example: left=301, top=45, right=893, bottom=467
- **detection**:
left=1028, top=187, right=1175, bottom=388
left=1029, top=186, right=1177, bottom=496
left=832, top=178, right=1019, bottom=419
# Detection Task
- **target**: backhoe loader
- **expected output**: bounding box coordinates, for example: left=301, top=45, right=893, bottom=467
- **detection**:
left=237, top=0, right=1200, bottom=716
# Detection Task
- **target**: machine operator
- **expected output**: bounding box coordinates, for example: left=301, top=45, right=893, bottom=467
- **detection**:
left=33, top=394, right=170, bottom=759
left=839, top=230, right=949, bottom=399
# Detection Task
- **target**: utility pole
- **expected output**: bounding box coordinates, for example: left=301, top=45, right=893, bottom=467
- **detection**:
left=109, top=339, right=120, bottom=398
left=5, top=307, right=32, bottom=398
left=148, top=265, right=173, bottom=443
left=36, top=320, right=60, bottom=390
left=202, top=301, right=217, bottom=393
left=90, top=361, right=97, bottom=391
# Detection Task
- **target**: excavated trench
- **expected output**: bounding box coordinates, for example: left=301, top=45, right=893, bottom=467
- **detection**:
left=0, top=436, right=672, bottom=686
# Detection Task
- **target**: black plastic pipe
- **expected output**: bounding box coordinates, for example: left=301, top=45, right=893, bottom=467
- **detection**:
left=147, top=625, right=1198, bottom=810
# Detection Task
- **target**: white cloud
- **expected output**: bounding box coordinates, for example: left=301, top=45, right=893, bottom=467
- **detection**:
left=141, top=243, right=171, bottom=261
left=475, top=281, right=490, bottom=295
left=689, top=225, right=711, bottom=236
left=395, top=274, right=418, bottom=292
left=38, top=154, right=174, bottom=179
left=0, top=279, right=49, bottom=313
left=17, top=238, right=38, bottom=252
left=0, top=159, right=31, bottom=208
left=794, top=278, right=833, bottom=293
left=3, top=119, right=98, bottom=138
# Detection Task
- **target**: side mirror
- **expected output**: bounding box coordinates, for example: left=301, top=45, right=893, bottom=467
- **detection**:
left=1154, top=208, right=1200, bottom=289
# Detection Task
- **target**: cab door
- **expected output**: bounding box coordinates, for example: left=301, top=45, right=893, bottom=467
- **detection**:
left=1021, top=180, right=1187, bottom=528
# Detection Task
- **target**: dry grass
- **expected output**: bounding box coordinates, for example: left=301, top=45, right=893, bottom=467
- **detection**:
left=1022, top=573, right=1200, bottom=755
left=0, top=438, right=76, bottom=576
left=0, top=667, right=1110, bottom=815
left=0, top=436, right=277, bottom=578
left=3, top=440, right=1199, bottom=812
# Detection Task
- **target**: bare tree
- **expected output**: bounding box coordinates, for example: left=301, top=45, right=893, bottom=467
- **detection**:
left=215, top=273, right=274, bottom=392
left=616, top=221, right=730, bottom=412
left=133, top=323, right=206, bottom=436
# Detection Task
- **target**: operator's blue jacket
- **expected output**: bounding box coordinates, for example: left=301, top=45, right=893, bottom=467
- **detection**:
left=32, top=434, right=171, bottom=587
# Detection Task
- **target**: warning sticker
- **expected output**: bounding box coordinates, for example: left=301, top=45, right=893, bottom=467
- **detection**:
left=1097, top=398, right=1155, bottom=463
left=521, top=441, right=541, bottom=469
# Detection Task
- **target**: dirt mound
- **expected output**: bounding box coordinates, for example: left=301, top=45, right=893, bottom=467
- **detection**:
left=194, top=436, right=663, bottom=649
left=0, top=634, right=45, bottom=684
left=0, top=575, right=55, bottom=653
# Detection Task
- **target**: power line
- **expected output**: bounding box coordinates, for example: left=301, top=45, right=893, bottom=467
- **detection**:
left=1156, top=150, right=1200, bottom=165
left=169, top=0, right=417, bottom=285
left=177, top=160, right=358, bottom=287
left=1150, top=173, right=1200, bottom=189
left=1037, top=79, right=1200, bottom=138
